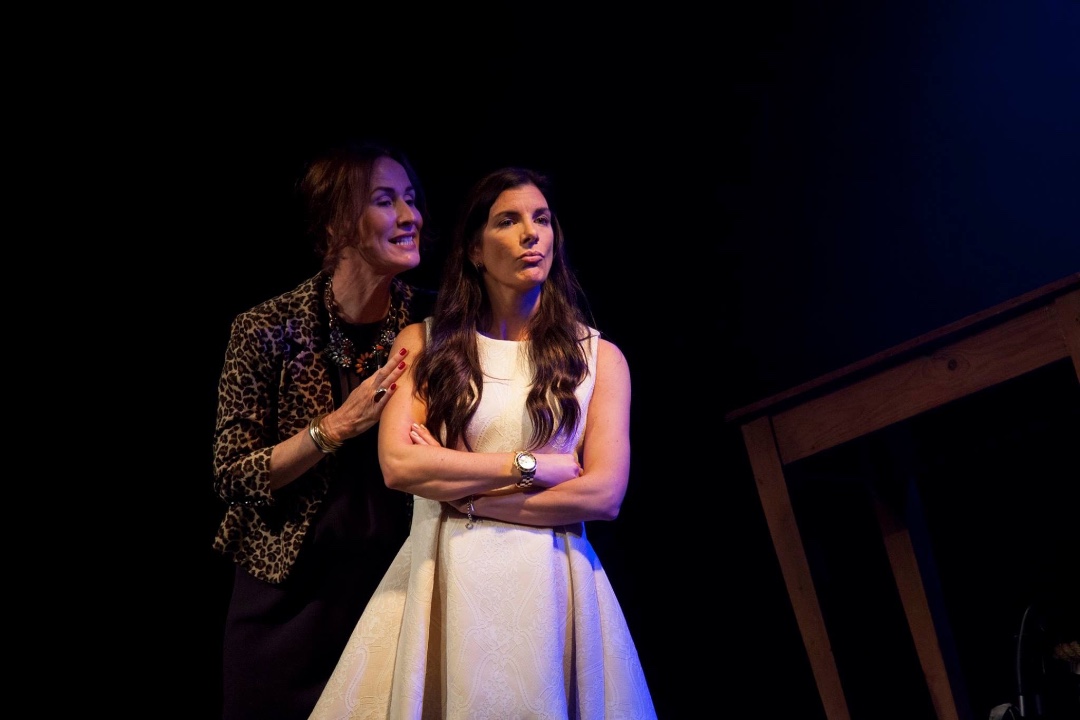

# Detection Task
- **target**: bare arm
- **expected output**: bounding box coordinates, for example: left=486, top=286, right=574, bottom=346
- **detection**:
left=416, top=338, right=632, bottom=525
left=378, top=323, right=584, bottom=501
left=467, top=338, right=630, bottom=524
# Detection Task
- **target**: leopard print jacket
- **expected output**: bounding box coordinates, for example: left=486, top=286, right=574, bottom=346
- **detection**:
left=212, top=273, right=428, bottom=584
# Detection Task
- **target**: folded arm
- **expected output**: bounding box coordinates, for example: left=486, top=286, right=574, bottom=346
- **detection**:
left=380, top=327, right=632, bottom=526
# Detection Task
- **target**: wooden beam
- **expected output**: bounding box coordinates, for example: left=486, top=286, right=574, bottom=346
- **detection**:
left=873, top=492, right=959, bottom=720
left=772, top=306, right=1068, bottom=464
left=741, top=416, right=850, bottom=720
left=1054, top=288, right=1080, bottom=379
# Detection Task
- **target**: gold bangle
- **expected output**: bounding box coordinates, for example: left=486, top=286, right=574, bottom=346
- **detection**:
left=308, top=414, right=343, bottom=454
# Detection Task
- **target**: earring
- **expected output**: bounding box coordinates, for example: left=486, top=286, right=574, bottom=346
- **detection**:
left=474, top=261, right=484, bottom=272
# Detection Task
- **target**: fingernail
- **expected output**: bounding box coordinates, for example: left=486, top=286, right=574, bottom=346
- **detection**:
left=399, top=348, right=407, bottom=356
left=398, top=361, right=406, bottom=370
left=390, top=383, right=397, bottom=391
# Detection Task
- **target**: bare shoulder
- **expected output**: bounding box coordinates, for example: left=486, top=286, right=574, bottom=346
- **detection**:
left=596, top=337, right=630, bottom=376
left=398, top=321, right=427, bottom=343
left=391, top=321, right=428, bottom=355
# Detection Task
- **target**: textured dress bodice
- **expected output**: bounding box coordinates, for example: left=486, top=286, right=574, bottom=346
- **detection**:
left=466, top=329, right=594, bottom=457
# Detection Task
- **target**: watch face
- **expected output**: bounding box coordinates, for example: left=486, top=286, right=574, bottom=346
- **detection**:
left=518, top=453, right=537, bottom=472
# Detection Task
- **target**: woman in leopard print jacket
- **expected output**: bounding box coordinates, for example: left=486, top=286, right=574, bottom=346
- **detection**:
left=211, top=140, right=436, bottom=720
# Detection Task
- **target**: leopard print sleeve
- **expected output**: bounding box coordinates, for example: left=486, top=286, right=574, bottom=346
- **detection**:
left=212, top=311, right=279, bottom=507
left=211, top=275, right=334, bottom=583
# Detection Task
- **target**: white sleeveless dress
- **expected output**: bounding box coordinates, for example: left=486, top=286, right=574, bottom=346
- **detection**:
left=309, top=321, right=656, bottom=720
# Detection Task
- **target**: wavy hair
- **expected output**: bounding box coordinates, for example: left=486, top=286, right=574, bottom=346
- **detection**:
left=412, top=167, right=591, bottom=451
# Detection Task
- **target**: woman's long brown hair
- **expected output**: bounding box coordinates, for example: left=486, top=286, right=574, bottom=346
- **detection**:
left=412, top=167, right=592, bottom=451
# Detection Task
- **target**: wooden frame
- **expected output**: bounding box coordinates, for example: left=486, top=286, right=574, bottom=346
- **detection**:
left=724, top=273, right=1080, bottom=720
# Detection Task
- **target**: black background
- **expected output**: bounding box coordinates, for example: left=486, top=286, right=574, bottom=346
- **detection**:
left=170, top=4, right=1079, bottom=718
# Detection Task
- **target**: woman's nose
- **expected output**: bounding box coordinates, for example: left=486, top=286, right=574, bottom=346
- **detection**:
left=521, top=222, right=538, bottom=244
left=397, top=199, right=421, bottom=225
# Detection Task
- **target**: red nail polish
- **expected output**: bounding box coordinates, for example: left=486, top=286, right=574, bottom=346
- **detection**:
left=390, top=383, right=397, bottom=391
left=398, top=361, right=406, bottom=370
left=399, top=348, right=407, bottom=356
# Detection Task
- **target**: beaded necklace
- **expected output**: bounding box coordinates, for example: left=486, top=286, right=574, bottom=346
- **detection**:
left=323, top=275, right=405, bottom=379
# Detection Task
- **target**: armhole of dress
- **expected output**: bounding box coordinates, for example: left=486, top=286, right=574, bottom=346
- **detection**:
left=587, top=327, right=600, bottom=373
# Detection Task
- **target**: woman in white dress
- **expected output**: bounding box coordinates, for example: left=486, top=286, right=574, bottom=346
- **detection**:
left=310, top=167, right=657, bottom=720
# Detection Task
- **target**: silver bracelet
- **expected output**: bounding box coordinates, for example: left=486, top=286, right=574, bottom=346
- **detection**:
left=465, top=495, right=478, bottom=529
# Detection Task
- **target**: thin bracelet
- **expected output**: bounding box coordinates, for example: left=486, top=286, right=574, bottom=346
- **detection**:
left=308, top=414, right=343, bottom=454
left=465, top=495, right=478, bottom=529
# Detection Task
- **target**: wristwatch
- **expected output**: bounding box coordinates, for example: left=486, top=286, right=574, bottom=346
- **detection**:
left=514, top=451, right=537, bottom=488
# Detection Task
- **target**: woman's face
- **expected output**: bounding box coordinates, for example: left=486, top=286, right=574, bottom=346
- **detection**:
left=355, top=157, right=422, bottom=273
left=473, top=183, right=554, bottom=292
